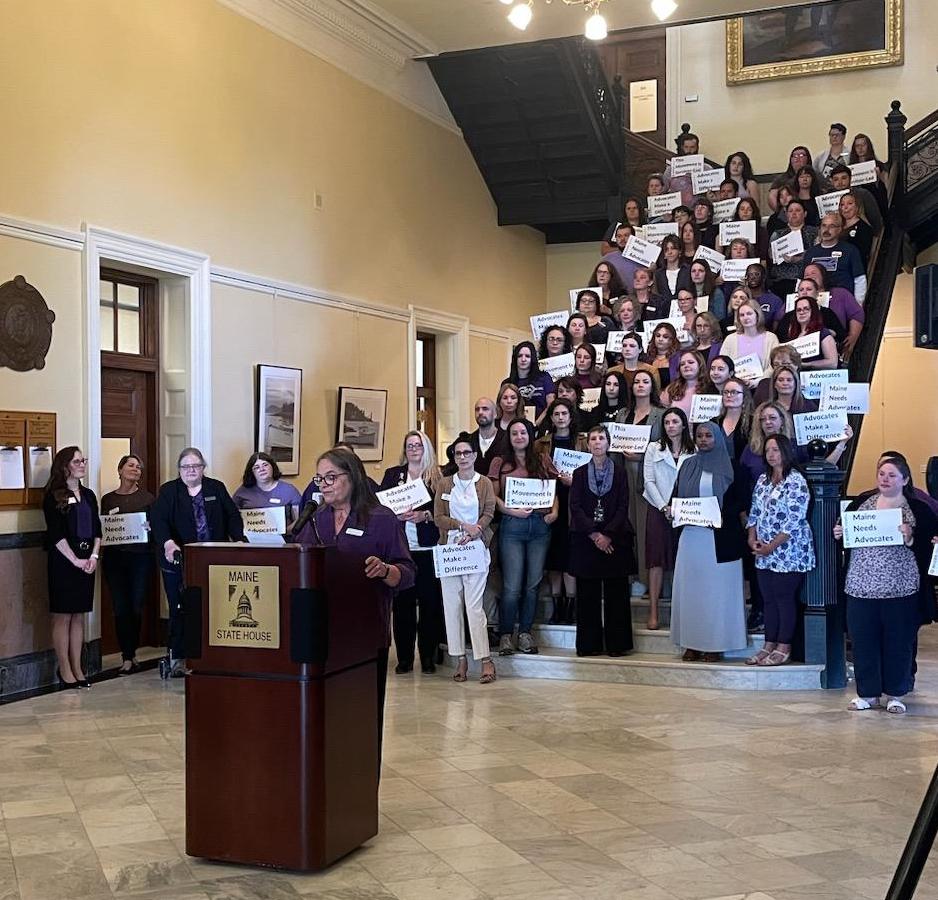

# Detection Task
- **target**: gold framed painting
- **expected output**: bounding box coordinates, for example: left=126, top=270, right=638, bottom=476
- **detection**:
left=726, top=0, right=903, bottom=85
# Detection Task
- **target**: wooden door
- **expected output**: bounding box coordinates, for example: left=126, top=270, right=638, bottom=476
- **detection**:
left=99, top=270, right=160, bottom=657
left=596, top=29, right=668, bottom=148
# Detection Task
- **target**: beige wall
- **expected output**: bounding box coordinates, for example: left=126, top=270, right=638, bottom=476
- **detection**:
left=667, top=3, right=938, bottom=171
left=546, top=243, right=603, bottom=315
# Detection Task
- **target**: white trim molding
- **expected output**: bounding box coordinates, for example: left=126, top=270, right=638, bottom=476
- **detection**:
left=0, top=214, right=84, bottom=251
left=216, top=0, right=457, bottom=133
left=83, top=226, right=213, bottom=488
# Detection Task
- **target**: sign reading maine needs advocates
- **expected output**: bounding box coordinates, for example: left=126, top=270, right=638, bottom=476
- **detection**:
left=842, top=508, right=903, bottom=549
left=100, top=512, right=148, bottom=546
left=208, top=564, right=280, bottom=649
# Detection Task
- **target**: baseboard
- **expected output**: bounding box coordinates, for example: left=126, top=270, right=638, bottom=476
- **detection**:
left=0, top=639, right=102, bottom=703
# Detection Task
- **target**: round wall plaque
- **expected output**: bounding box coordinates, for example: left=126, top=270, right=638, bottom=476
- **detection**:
left=0, top=275, right=56, bottom=371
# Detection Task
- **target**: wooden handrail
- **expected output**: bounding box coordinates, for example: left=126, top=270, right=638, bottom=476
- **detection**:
left=906, top=107, right=938, bottom=141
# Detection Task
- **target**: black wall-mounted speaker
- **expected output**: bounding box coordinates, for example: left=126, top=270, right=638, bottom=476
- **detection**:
left=914, top=263, right=938, bottom=349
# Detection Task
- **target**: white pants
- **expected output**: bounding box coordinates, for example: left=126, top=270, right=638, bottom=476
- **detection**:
left=441, top=570, right=491, bottom=661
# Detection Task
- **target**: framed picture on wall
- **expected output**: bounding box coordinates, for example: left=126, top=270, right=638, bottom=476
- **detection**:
left=255, top=365, right=302, bottom=476
left=335, top=387, right=388, bottom=463
left=726, top=0, right=903, bottom=84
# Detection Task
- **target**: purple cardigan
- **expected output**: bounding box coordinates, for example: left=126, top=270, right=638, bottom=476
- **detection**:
left=294, top=504, right=415, bottom=647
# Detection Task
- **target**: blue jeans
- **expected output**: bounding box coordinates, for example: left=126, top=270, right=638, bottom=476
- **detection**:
left=498, top=514, right=550, bottom=636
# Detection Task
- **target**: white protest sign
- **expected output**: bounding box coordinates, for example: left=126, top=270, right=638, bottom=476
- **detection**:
left=531, top=310, right=569, bottom=341
left=670, top=154, right=705, bottom=177
left=815, top=189, right=848, bottom=218
left=849, top=160, right=877, bottom=186
left=433, top=540, right=488, bottom=578
left=644, top=222, right=680, bottom=244
left=605, top=331, right=626, bottom=354
left=643, top=316, right=688, bottom=345
left=622, top=235, right=662, bottom=268
left=929, top=543, right=938, bottom=577
left=504, top=477, right=556, bottom=509
left=376, top=478, right=432, bottom=515
left=592, top=343, right=607, bottom=363
left=100, top=512, right=148, bottom=546
left=672, top=496, right=722, bottom=528
left=802, top=368, right=848, bottom=399
left=569, top=287, right=595, bottom=313
left=552, top=447, right=592, bottom=476
left=782, top=331, right=821, bottom=360
left=241, top=506, right=287, bottom=535
left=720, top=257, right=760, bottom=282
left=607, top=423, right=652, bottom=455
left=718, top=219, right=756, bottom=246
left=647, top=191, right=682, bottom=218
left=580, top=387, right=601, bottom=411
left=770, top=229, right=804, bottom=265
left=793, top=409, right=850, bottom=445
left=693, top=244, right=725, bottom=275
left=538, top=352, right=576, bottom=379
left=712, top=197, right=742, bottom=224
left=690, top=394, right=723, bottom=423
left=732, top=353, right=764, bottom=387
left=692, top=167, right=726, bottom=194
left=820, top=383, right=869, bottom=415
left=842, top=508, right=903, bottom=549
left=785, top=291, right=830, bottom=312
left=669, top=296, right=708, bottom=318
left=524, top=406, right=537, bottom=424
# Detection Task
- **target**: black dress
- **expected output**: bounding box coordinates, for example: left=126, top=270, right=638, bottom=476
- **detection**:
left=43, top=487, right=102, bottom=614
left=545, top=435, right=575, bottom=572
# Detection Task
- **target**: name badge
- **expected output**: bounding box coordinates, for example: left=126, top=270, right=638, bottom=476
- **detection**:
left=270, top=498, right=281, bottom=504
left=346, top=528, right=365, bottom=537
left=832, top=251, right=842, bottom=258
left=441, top=493, right=452, bottom=501
left=109, top=508, right=119, bottom=515
left=205, top=496, right=216, bottom=502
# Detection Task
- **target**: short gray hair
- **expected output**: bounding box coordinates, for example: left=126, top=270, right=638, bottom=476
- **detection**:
left=177, top=447, right=206, bottom=469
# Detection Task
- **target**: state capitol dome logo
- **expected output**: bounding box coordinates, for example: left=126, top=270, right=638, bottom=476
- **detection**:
left=229, top=584, right=260, bottom=628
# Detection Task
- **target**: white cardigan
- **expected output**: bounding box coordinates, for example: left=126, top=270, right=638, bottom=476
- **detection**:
left=642, top=445, right=695, bottom=510
left=720, top=330, right=779, bottom=377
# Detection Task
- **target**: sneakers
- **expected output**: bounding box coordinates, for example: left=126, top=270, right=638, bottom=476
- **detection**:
left=517, top=632, right=539, bottom=655
left=498, top=634, right=515, bottom=656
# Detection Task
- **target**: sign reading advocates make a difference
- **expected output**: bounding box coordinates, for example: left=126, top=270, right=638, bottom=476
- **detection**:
left=432, top=540, right=487, bottom=578
left=376, top=478, right=431, bottom=515
left=503, top=477, right=556, bottom=510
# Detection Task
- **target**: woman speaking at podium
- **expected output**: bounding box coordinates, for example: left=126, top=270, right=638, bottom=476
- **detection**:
left=293, top=447, right=415, bottom=763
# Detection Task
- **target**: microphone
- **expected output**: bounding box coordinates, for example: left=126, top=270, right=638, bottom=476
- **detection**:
left=291, top=498, right=320, bottom=535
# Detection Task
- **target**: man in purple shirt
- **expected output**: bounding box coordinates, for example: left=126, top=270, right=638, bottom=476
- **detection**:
left=745, top=264, right=785, bottom=328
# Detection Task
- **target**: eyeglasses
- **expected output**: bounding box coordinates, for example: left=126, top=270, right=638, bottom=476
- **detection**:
left=180, top=463, right=204, bottom=470
left=453, top=450, right=475, bottom=458
left=547, top=335, right=565, bottom=342
left=312, top=473, right=346, bottom=486
left=722, top=390, right=744, bottom=397
left=405, top=443, right=423, bottom=451
left=72, top=458, right=88, bottom=465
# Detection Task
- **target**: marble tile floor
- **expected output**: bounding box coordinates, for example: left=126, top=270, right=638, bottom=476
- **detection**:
left=4, top=631, right=938, bottom=899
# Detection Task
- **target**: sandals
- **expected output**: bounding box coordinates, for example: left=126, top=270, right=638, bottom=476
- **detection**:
left=452, top=657, right=468, bottom=683
left=745, top=648, right=771, bottom=666
left=886, top=697, right=907, bottom=714
left=479, top=659, right=497, bottom=685
left=759, top=649, right=791, bottom=667
left=848, top=697, right=881, bottom=711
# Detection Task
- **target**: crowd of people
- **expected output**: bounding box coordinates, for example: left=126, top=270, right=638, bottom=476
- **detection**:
left=40, top=124, right=937, bottom=715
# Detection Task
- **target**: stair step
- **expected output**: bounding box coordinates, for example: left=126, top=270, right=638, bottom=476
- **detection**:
left=532, top=624, right=764, bottom=659
left=537, top=596, right=675, bottom=627
left=442, top=649, right=823, bottom=692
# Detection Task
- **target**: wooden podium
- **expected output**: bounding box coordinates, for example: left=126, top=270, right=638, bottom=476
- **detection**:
left=182, top=543, right=381, bottom=870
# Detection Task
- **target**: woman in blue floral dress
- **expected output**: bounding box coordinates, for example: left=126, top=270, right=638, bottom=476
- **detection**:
left=745, top=434, right=815, bottom=666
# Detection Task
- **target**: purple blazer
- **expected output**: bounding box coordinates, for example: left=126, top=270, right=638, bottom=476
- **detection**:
left=294, top=503, right=415, bottom=648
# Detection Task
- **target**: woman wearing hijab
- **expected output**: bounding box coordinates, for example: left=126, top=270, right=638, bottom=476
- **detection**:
left=569, top=425, right=635, bottom=656
left=668, top=421, right=747, bottom=661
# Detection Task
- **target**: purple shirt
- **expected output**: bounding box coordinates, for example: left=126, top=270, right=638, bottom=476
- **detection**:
left=826, top=287, right=865, bottom=329
left=754, top=291, right=785, bottom=328
left=294, top=504, right=415, bottom=648
left=505, top=371, right=555, bottom=417
left=233, top=481, right=302, bottom=519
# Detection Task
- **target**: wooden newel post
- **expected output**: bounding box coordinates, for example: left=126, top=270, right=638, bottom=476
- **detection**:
left=801, top=442, right=846, bottom=689
left=886, top=99, right=908, bottom=198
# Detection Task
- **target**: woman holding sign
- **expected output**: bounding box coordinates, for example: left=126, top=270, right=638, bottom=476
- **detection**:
left=573, top=344, right=601, bottom=389
left=652, top=236, right=692, bottom=303
left=589, top=371, right=631, bottom=429
left=569, top=425, right=635, bottom=656
left=504, top=342, right=556, bottom=425
left=588, top=261, right=627, bottom=315
left=642, top=322, right=680, bottom=391
left=100, top=454, right=155, bottom=675
left=643, top=409, right=695, bottom=630
left=490, top=419, right=559, bottom=656
left=538, top=325, right=572, bottom=361
left=43, top=447, right=102, bottom=688
left=836, top=457, right=938, bottom=713
left=233, top=452, right=302, bottom=524
left=746, top=435, right=815, bottom=666
left=379, top=432, right=443, bottom=675
left=690, top=261, right=727, bottom=323
left=669, top=422, right=747, bottom=661
left=574, top=290, right=615, bottom=345
left=661, top=350, right=711, bottom=416
left=434, top=434, right=497, bottom=684
left=780, top=296, right=839, bottom=370
left=720, top=298, right=779, bottom=378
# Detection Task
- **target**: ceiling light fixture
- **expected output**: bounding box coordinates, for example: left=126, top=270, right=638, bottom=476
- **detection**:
left=507, top=2, right=534, bottom=31
left=650, top=0, right=678, bottom=21
left=505, top=1, right=676, bottom=41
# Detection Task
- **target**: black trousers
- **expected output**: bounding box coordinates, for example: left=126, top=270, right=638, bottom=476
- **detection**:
left=756, top=569, right=803, bottom=644
left=376, top=647, right=389, bottom=779
left=576, top=577, right=633, bottom=656
left=744, top=553, right=764, bottom=616
left=846, top=592, right=919, bottom=698
left=103, top=551, right=153, bottom=660
left=160, top=567, right=185, bottom=659
left=392, top=551, right=443, bottom=666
